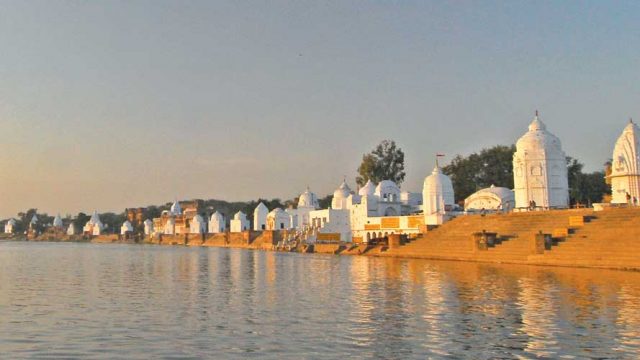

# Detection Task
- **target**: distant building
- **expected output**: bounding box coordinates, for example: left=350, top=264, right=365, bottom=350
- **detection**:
left=120, top=221, right=134, bottom=235
left=83, top=211, right=104, bottom=236
left=67, top=223, right=77, bottom=236
left=190, top=214, right=206, bottom=234
left=4, top=219, right=16, bottom=234
left=230, top=211, right=249, bottom=233
left=52, top=214, right=64, bottom=228
left=143, top=219, right=153, bottom=236
left=208, top=211, right=225, bottom=233
left=253, top=203, right=268, bottom=231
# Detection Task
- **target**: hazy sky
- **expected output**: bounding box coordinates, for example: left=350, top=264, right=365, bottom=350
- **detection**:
left=0, top=1, right=638, bottom=218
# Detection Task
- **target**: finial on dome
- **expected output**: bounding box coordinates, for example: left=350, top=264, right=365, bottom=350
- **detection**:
left=630, top=117, right=633, bottom=124
left=535, top=109, right=539, bottom=117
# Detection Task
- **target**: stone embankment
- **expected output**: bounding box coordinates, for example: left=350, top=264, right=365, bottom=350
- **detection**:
left=15, top=207, right=640, bottom=271
left=383, top=207, right=640, bottom=271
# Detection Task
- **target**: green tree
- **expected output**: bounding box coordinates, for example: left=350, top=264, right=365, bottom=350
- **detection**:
left=567, top=157, right=609, bottom=205
left=356, top=140, right=406, bottom=186
left=442, top=145, right=516, bottom=203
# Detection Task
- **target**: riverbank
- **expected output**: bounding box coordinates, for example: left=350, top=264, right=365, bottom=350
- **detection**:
left=18, top=207, right=640, bottom=271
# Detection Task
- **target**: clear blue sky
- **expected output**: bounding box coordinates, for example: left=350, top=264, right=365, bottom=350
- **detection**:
left=0, top=1, right=638, bottom=218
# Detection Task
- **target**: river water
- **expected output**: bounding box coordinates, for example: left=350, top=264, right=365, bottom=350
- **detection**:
left=0, top=242, right=639, bottom=359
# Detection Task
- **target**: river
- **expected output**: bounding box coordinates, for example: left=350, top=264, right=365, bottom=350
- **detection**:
left=0, top=241, right=639, bottom=359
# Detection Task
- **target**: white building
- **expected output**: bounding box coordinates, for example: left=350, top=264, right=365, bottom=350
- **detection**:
left=292, top=188, right=319, bottom=228
left=170, top=200, right=182, bottom=216
left=163, top=217, right=175, bottom=235
left=52, top=214, right=64, bottom=228
left=209, top=211, right=225, bottom=233
left=423, top=165, right=455, bottom=225
left=67, top=223, right=76, bottom=236
left=29, top=214, right=38, bottom=228
left=253, top=203, right=268, bottom=231
left=190, top=214, right=206, bottom=234
left=609, top=120, right=640, bottom=204
left=144, top=219, right=154, bottom=235
left=513, top=112, right=569, bottom=209
left=4, top=219, right=16, bottom=234
left=83, top=211, right=104, bottom=236
left=120, top=221, right=134, bottom=235
left=464, top=185, right=515, bottom=212
left=230, top=211, right=249, bottom=233
left=332, top=180, right=352, bottom=210
left=266, top=208, right=291, bottom=230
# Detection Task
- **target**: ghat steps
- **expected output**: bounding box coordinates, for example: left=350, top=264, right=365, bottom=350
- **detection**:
left=386, top=208, right=640, bottom=270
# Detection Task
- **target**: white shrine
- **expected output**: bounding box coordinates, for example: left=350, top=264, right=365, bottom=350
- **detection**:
left=609, top=120, right=640, bottom=204
left=513, top=112, right=569, bottom=209
left=4, top=219, right=16, bottom=234
left=253, top=203, right=268, bottom=231
left=67, top=223, right=76, bottom=236
left=143, top=219, right=154, bottom=235
left=83, top=211, right=104, bottom=236
left=52, top=214, right=64, bottom=228
left=423, top=164, right=455, bottom=225
left=230, top=211, right=249, bottom=233
left=120, top=221, right=134, bottom=235
left=208, top=211, right=225, bottom=233
left=190, top=214, right=206, bottom=234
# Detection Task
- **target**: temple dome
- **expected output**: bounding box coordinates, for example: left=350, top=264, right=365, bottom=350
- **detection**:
left=516, top=114, right=563, bottom=155
left=53, top=215, right=63, bottom=228
left=358, top=180, right=376, bottom=197
left=210, top=211, right=224, bottom=222
left=333, top=181, right=351, bottom=199
left=298, top=188, right=319, bottom=209
left=170, top=200, right=182, bottom=215
left=423, top=167, right=455, bottom=203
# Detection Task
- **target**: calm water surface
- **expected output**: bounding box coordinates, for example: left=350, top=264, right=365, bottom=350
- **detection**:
left=1, top=242, right=639, bottom=359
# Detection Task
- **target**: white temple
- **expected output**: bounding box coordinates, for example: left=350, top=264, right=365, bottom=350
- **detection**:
left=208, top=211, right=225, bottom=233
left=4, top=219, right=16, bottom=234
left=52, top=214, right=64, bottom=228
left=30, top=214, right=38, bottom=228
left=120, top=220, right=134, bottom=235
left=253, top=203, right=268, bottom=231
left=190, top=214, right=206, bottom=234
left=170, top=200, right=182, bottom=216
left=67, top=223, right=76, bottom=236
left=609, top=120, right=640, bottom=204
left=513, top=112, right=569, bottom=209
left=163, top=218, right=176, bottom=235
left=230, top=211, right=249, bottom=233
left=83, top=211, right=104, bottom=236
left=464, top=185, right=515, bottom=212
left=266, top=208, right=291, bottom=230
left=423, top=165, right=455, bottom=225
left=144, top=219, right=154, bottom=235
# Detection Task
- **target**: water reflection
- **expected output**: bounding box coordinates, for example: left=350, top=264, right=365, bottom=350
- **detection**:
left=0, top=242, right=639, bottom=359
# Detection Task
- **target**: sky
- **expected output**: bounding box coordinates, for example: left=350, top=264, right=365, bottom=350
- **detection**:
left=0, top=0, right=638, bottom=218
